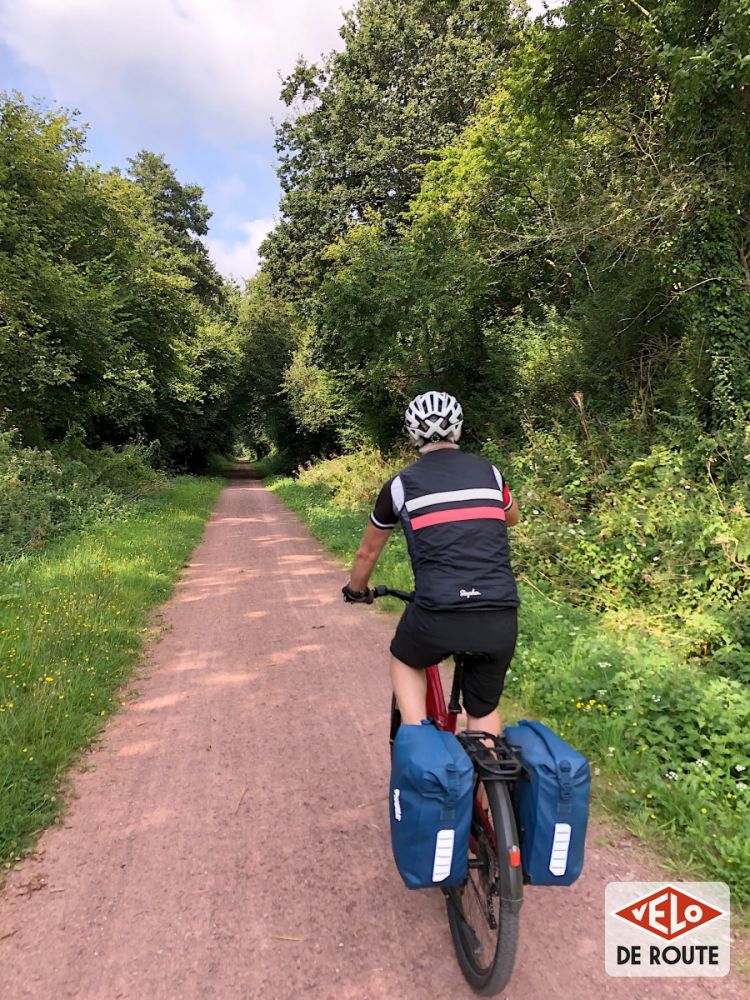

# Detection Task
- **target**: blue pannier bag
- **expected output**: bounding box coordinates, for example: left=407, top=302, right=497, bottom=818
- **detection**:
left=389, top=720, right=473, bottom=889
left=504, top=720, right=590, bottom=886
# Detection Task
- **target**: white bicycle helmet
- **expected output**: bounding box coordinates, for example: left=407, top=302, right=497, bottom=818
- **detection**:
left=405, top=391, right=464, bottom=447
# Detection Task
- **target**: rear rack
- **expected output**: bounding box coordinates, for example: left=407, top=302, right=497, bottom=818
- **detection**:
left=457, top=731, right=523, bottom=781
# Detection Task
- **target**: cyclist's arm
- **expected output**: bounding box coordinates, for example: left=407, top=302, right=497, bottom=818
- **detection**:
left=493, top=464, right=520, bottom=527
left=349, top=477, right=398, bottom=590
left=505, top=497, right=520, bottom=527
left=349, top=522, right=392, bottom=591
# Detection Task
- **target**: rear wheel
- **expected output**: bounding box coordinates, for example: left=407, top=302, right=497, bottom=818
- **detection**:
left=446, top=778, right=521, bottom=996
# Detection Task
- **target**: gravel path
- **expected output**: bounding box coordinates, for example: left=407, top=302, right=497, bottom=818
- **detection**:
left=0, top=476, right=746, bottom=999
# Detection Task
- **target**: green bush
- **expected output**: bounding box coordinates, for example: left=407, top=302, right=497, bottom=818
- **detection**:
left=293, top=448, right=407, bottom=511
left=0, top=425, right=165, bottom=561
left=510, top=598, right=750, bottom=896
left=488, top=416, right=750, bottom=677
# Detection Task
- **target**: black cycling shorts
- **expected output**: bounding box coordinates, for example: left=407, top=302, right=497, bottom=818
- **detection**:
left=390, top=604, right=518, bottom=718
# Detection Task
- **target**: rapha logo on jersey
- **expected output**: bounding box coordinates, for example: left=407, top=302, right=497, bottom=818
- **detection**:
left=605, top=882, right=730, bottom=977
left=459, top=588, right=481, bottom=599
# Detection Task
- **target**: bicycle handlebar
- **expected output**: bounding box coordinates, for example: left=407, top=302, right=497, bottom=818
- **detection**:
left=372, top=584, right=414, bottom=602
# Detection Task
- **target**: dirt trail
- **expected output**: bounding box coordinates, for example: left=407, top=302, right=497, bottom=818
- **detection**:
left=0, top=477, right=745, bottom=999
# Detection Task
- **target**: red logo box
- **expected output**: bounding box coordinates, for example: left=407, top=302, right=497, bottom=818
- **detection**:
left=614, top=885, right=724, bottom=942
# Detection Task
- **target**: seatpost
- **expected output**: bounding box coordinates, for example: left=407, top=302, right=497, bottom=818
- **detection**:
left=448, top=656, right=464, bottom=715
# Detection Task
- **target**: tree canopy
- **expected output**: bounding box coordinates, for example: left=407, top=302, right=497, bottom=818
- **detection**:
left=0, top=95, right=238, bottom=467
left=256, top=0, right=750, bottom=450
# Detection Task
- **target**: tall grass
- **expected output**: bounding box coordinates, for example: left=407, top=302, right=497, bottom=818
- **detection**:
left=0, top=476, right=223, bottom=862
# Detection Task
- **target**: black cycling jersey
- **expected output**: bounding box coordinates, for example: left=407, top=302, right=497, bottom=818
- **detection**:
left=370, top=448, right=519, bottom=611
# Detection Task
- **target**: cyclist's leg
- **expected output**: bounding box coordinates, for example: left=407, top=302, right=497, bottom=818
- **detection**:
left=462, top=610, right=517, bottom=735
left=389, top=604, right=437, bottom=724
left=389, top=655, right=427, bottom=725
left=465, top=707, right=501, bottom=736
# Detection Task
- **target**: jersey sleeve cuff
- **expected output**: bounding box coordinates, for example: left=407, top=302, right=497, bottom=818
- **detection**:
left=370, top=513, right=397, bottom=530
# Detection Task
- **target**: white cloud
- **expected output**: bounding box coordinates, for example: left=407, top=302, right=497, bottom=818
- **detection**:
left=207, top=215, right=275, bottom=282
left=0, top=0, right=346, bottom=146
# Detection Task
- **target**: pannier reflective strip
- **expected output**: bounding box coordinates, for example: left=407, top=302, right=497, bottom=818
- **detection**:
left=405, top=488, right=505, bottom=512
left=549, top=822, right=571, bottom=875
left=411, top=506, right=506, bottom=531
left=432, top=830, right=455, bottom=882
left=393, top=788, right=402, bottom=821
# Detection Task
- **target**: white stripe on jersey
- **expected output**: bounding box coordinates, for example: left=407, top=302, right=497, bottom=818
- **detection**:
left=370, top=513, right=396, bottom=529
left=391, top=475, right=405, bottom=514
left=493, top=465, right=514, bottom=510
left=405, top=488, right=505, bottom=513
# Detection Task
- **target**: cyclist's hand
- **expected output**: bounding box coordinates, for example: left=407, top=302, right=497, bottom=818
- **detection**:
left=342, top=583, right=374, bottom=604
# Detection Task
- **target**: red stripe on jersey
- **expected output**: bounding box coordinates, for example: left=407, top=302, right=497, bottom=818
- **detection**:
left=410, top=506, right=506, bottom=531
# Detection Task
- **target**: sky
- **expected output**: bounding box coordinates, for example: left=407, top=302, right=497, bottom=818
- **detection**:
left=0, top=0, right=552, bottom=283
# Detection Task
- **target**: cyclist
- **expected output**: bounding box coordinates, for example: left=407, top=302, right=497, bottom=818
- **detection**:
left=343, top=391, right=520, bottom=735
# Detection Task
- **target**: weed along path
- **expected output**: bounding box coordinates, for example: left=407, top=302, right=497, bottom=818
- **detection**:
left=0, top=475, right=746, bottom=1000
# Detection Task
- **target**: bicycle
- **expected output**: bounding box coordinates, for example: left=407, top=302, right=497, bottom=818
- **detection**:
left=372, top=585, right=524, bottom=997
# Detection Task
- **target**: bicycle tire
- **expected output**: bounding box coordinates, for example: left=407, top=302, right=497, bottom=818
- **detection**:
left=446, top=778, right=521, bottom=996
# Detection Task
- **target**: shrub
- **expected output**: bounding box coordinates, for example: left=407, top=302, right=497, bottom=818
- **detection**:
left=294, top=447, right=410, bottom=512
left=0, top=425, right=165, bottom=561
left=488, top=415, right=749, bottom=675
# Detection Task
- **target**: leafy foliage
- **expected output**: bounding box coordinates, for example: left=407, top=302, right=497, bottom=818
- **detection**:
left=254, top=0, right=749, bottom=689
left=127, top=150, right=226, bottom=308
left=261, top=0, right=520, bottom=302
left=0, top=94, right=244, bottom=473
left=0, top=423, right=164, bottom=562
left=0, top=98, right=191, bottom=445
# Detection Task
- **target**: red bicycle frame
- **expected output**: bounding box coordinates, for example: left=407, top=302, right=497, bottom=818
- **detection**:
left=424, top=664, right=496, bottom=854
left=424, top=664, right=456, bottom=733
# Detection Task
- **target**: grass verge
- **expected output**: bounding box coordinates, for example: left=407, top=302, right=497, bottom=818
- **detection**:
left=268, top=474, right=750, bottom=925
left=0, top=475, right=223, bottom=864
left=249, top=450, right=296, bottom=478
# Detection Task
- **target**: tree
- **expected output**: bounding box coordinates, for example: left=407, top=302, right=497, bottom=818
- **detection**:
left=260, top=0, right=520, bottom=302
left=127, top=150, right=225, bottom=307
left=232, top=274, right=306, bottom=459
left=0, top=96, right=193, bottom=445
left=0, top=95, right=243, bottom=466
